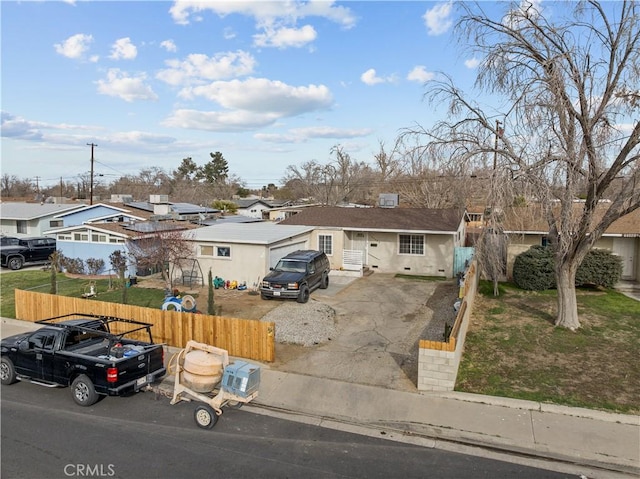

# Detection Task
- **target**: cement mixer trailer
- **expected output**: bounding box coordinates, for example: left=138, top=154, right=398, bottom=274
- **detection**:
left=169, top=340, right=261, bottom=429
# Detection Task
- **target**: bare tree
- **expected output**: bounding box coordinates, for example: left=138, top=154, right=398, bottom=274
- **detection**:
left=126, top=227, right=194, bottom=284
left=405, top=1, right=640, bottom=330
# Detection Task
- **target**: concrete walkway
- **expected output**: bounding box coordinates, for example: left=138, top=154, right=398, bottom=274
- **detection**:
left=2, top=317, right=639, bottom=478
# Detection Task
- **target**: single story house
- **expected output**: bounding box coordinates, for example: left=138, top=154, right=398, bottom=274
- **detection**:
left=278, top=206, right=467, bottom=278
left=502, top=205, right=640, bottom=281
left=233, top=198, right=286, bottom=219
left=185, top=222, right=314, bottom=287
left=0, top=202, right=83, bottom=237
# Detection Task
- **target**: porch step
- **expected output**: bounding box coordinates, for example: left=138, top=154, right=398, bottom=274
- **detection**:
left=362, top=267, right=374, bottom=277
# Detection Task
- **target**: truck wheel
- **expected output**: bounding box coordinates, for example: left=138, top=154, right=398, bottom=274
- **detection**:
left=261, top=293, right=272, bottom=300
left=71, top=374, right=99, bottom=407
left=297, top=285, right=310, bottom=303
left=1, top=357, right=17, bottom=385
left=7, top=257, right=23, bottom=270
left=320, top=273, right=329, bottom=289
left=194, top=405, right=218, bottom=429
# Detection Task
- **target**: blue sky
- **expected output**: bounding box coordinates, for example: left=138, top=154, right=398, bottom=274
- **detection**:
left=2, top=1, right=504, bottom=190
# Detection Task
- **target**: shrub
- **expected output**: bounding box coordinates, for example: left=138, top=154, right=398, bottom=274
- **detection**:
left=513, top=245, right=555, bottom=290
left=575, top=249, right=622, bottom=288
left=85, top=258, right=105, bottom=275
left=513, top=246, right=623, bottom=290
left=61, top=257, right=85, bottom=275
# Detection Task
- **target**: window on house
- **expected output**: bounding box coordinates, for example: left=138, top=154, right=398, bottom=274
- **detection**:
left=74, top=233, right=89, bottom=241
left=216, top=246, right=231, bottom=258
left=399, top=234, right=424, bottom=255
left=201, top=245, right=214, bottom=256
left=318, top=234, right=333, bottom=255
left=541, top=236, right=550, bottom=247
left=16, top=220, right=27, bottom=234
left=49, top=220, right=63, bottom=228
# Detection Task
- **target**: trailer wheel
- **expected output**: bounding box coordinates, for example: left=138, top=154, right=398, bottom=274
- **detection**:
left=194, top=404, right=218, bottom=429
left=71, top=374, right=99, bottom=407
left=226, top=400, right=243, bottom=410
left=1, top=357, right=17, bottom=385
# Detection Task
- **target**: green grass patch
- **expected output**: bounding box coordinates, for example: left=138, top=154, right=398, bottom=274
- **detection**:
left=0, top=270, right=178, bottom=318
left=456, top=281, right=640, bottom=414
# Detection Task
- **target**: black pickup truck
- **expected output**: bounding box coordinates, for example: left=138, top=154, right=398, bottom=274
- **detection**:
left=0, top=236, right=56, bottom=270
left=0, top=314, right=166, bottom=406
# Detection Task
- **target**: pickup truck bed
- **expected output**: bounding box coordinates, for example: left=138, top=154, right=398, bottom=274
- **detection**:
left=0, top=313, right=166, bottom=406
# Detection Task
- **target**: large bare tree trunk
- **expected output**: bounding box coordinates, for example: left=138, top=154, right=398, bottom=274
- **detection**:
left=555, top=261, right=580, bottom=331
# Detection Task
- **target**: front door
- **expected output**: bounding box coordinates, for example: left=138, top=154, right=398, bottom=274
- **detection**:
left=613, top=238, right=636, bottom=280
left=351, top=232, right=368, bottom=266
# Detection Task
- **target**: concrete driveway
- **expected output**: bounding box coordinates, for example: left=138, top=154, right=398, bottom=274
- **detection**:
left=270, top=273, right=457, bottom=392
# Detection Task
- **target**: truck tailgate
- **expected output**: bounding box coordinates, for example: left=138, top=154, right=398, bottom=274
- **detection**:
left=108, top=345, right=165, bottom=392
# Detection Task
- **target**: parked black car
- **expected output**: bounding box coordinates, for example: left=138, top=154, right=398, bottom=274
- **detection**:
left=0, top=236, right=56, bottom=270
left=260, top=250, right=330, bottom=303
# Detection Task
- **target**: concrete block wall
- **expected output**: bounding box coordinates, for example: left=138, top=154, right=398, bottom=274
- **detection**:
left=417, top=261, right=478, bottom=392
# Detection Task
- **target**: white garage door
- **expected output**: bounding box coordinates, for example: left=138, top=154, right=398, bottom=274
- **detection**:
left=269, top=242, right=307, bottom=269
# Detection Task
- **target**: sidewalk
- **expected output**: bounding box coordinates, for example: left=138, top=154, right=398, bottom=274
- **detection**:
left=2, top=318, right=639, bottom=477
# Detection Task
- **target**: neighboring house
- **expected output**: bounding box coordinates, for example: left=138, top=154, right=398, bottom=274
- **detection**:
left=278, top=206, right=467, bottom=278
left=52, top=203, right=151, bottom=228
left=0, top=202, right=82, bottom=237
left=502, top=205, right=640, bottom=281
left=125, top=196, right=219, bottom=222
left=234, top=199, right=280, bottom=219
left=265, top=203, right=322, bottom=221
left=45, top=198, right=208, bottom=277
left=185, top=222, right=314, bottom=287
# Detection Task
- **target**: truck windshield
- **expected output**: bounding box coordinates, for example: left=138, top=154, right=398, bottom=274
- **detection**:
left=274, top=260, right=307, bottom=273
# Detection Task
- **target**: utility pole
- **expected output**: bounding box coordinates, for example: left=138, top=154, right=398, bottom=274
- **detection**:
left=493, top=120, right=503, bottom=171
left=87, top=143, right=98, bottom=205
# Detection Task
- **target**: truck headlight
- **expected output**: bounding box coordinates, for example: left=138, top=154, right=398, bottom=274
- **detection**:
left=287, top=282, right=299, bottom=289
left=262, top=281, right=270, bottom=288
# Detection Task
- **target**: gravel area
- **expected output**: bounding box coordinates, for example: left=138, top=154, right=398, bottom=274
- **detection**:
left=261, top=300, right=337, bottom=347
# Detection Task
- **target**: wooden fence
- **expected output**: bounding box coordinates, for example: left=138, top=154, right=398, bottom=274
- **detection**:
left=14, top=290, right=275, bottom=362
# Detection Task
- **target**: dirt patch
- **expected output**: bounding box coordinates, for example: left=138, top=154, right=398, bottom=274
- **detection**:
left=132, top=275, right=281, bottom=320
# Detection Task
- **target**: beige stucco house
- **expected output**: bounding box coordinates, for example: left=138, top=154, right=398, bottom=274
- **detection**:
left=278, top=206, right=467, bottom=278
left=502, top=205, right=640, bottom=281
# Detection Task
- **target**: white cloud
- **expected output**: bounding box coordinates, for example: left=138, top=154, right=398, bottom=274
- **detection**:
left=156, top=51, right=256, bottom=86
left=464, top=57, right=480, bottom=69
left=407, top=66, right=435, bottom=83
left=160, top=39, right=177, bottom=52
left=163, top=109, right=280, bottom=132
left=109, top=37, right=137, bottom=60
left=361, top=68, right=396, bottom=86
left=254, top=24, right=317, bottom=49
left=54, top=33, right=94, bottom=60
left=423, top=2, right=453, bottom=36
left=96, top=69, right=158, bottom=102
left=169, top=1, right=356, bottom=29
left=181, top=78, right=333, bottom=116
left=163, top=77, right=333, bottom=132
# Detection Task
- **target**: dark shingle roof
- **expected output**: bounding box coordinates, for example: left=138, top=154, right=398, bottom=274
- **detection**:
left=278, top=206, right=463, bottom=232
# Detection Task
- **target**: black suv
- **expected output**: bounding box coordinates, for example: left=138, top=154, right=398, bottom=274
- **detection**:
left=260, top=250, right=330, bottom=303
left=0, top=236, right=56, bottom=270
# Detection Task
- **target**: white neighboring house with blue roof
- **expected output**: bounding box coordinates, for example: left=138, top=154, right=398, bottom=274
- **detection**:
left=0, top=202, right=83, bottom=238
left=185, top=222, right=314, bottom=288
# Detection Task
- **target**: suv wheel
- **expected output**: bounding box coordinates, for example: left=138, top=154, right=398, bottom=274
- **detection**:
left=8, top=257, right=23, bottom=270
left=320, top=273, right=329, bottom=289
left=297, top=285, right=310, bottom=303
